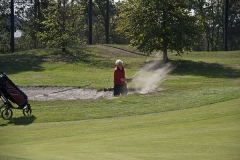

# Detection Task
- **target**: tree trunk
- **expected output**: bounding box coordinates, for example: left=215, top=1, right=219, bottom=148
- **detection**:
left=62, top=47, right=66, bottom=52
left=162, top=9, right=168, bottom=63
left=162, top=48, right=168, bottom=63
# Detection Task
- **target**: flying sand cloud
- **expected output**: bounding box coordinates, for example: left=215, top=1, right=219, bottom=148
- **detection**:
left=132, top=54, right=174, bottom=94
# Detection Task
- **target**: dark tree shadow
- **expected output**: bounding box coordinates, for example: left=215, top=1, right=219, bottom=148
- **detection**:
left=170, top=59, right=240, bottom=78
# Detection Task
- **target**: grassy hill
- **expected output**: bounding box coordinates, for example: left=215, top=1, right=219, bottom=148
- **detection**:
left=0, top=45, right=239, bottom=160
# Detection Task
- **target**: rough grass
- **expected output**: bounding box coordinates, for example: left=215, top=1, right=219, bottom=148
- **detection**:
left=0, top=45, right=149, bottom=88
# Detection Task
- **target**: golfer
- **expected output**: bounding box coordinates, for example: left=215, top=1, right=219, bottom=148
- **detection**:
left=114, top=59, right=132, bottom=96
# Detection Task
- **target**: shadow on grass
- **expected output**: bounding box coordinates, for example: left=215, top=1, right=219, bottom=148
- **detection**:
left=0, top=48, right=113, bottom=74
left=0, top=115, right=36, bottom=126
left=50, top=49, right=113, bottom=68
left=0, top=155, right=28, bottom=160
left=171, top=59, right=240, bottom=78
left=0, top=52, right=45, bottom=74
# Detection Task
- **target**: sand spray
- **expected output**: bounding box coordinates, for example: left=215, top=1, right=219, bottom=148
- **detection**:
left=131, top=53, right=174, bottom=94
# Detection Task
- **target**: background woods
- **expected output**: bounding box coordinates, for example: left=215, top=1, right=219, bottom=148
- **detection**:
left=0, top=0, right=239, bottom=54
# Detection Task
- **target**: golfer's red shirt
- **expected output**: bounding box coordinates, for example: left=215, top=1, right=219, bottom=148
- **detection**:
left=114, top=66, right=125, bottom=85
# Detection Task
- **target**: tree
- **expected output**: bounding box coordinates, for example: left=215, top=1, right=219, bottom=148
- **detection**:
left=117, top=0, right=203, bottom=62
left=228, top=0, right=240, bottom=50
left=0, top=0, right=30, bottom=53
left=91, top=0, right=120, bottom=44
left=112, top=0, right=131, bottom=44
left=193, top=0, right=225, bottom=51
left=37, top=0, right=85, bottom=52
left=0, top=0, right=10, bottom=53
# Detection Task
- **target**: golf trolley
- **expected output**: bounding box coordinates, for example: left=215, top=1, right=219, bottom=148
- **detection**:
left=0, top=71, right=32, bottom=120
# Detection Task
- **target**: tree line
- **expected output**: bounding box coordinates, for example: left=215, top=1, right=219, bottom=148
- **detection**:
left=0, top=0, right=239, bottom=58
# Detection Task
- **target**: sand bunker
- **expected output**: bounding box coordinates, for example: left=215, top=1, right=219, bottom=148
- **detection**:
left=20, top=54, right=174, bottom=101
left=21, top=86, right=113, bottom=101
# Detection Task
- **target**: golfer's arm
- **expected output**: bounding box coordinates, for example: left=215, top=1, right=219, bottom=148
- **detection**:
left=120, top=78, right=127, bottom=81
left=120, top=78, right=132, bottom=82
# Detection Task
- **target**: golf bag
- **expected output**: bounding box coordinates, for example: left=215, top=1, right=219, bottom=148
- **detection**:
left=0, top=72, right=28, bottom=108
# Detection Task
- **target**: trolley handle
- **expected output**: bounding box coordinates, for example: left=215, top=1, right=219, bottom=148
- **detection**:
left=0, top=71, right=5, bottom=76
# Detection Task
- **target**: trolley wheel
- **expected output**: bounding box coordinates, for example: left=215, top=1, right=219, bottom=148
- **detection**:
left=23, top=107, right=32, bottom=117
left=1, top=108, right=13, bottom=120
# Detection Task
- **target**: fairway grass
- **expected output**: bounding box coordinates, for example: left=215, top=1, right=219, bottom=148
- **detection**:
left=0, top=98, right=239, bottom=160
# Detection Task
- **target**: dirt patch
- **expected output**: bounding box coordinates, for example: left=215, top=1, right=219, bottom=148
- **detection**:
left=20, top=86, right=114, bottom=101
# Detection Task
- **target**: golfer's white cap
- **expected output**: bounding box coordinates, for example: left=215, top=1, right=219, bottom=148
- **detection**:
left=115, top=59, right=123, bottom=65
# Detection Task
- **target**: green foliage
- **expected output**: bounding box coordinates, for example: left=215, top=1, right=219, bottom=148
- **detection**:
left=0, top=0, right=10, bottom=53
left=193, top=0, right=224, bottom=51
left=37, top=0, right=86, bottom=51
left=228, top=0, right=240, bottom=50
left=192, top=0, right=240, bottom=51
left=89, top=0, right=126, bottom=44
left=117, top=0, right=203, bottom=61
left=0, top=0, right=33, bottom=53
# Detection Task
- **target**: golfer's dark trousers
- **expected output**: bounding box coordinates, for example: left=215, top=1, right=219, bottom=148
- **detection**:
left=114, top=84, right=127, bottom=96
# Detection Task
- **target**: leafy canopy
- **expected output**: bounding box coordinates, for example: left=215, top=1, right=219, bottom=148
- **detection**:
left=37, top=0, right=85, bottom=51
left=117, top=0, right=203, bottom=61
